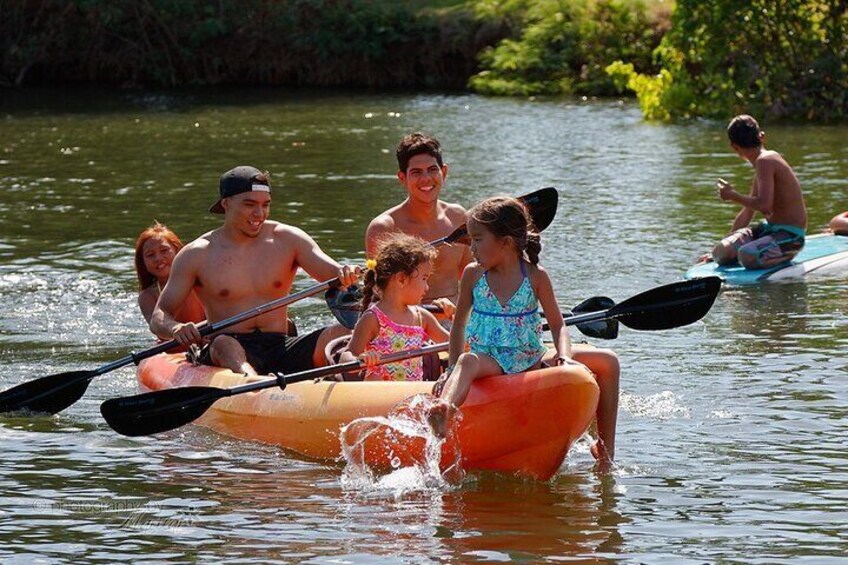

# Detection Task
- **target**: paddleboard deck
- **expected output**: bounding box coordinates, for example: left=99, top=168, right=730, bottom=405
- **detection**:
left=685, top=233, right=848, bottom=286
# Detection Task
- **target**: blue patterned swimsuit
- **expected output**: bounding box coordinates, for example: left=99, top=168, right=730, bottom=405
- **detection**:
left=466, top=262, right=547, bottom=374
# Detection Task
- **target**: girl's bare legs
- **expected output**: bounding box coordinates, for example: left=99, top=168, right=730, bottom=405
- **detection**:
left=571, top=344, right=620, bottom=467
left=428, top=352, right=502, bottom=438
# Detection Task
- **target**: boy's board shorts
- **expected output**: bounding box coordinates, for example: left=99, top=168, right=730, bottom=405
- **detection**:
left=722, top=221, right=806, bottom=269
left=197, top=328, right=324, bottom=375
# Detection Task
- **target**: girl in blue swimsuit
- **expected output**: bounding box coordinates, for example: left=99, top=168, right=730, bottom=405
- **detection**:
left=429, top=196, right=575, bottom=438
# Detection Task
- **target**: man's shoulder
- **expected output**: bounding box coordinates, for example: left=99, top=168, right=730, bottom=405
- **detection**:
left=182, top=230, right=214, bottom=253
left=366, top=209, right=400, bottom=240
left=266, top=221, right=316, bottom=248
left=439, top=200, right=468, bottom=224
left=367, top=210, right=399, bottom=230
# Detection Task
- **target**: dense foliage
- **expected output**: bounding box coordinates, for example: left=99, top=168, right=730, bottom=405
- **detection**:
left=5, top=0, right=845, bottom=121
left=606, top=0, right=848, bottom=121
left=468, top=0, right=669, bottom=96
left=0, top=0, right=495, bottom=88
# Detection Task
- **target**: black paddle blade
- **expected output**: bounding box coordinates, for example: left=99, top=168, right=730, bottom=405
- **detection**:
left=325, top=285, right=364, bottom=330
left=572, top=296, right=618, bottom=339
left=615, top=276, right=721, bottom=330
left=100, top=386, right=226, bottom=437
left=441, top=187, right=558, bottom=246
left=443, top=224, right=470, bottom=246
left=0, top=370, right=95, bottom=414
left=522, top=186, right=558, bottom=233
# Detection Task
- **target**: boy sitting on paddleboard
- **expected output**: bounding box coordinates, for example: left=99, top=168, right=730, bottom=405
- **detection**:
left=704, top=115, right=807, bottom=269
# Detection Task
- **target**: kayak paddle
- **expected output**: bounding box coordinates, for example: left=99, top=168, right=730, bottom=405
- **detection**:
left=564, top=276, right=722, bottom=331
left=101, top=342, right=451, bottom=437
left=0, top=278, right=345, bottom=415
left=326, top=277, right=720, bottom=336
left=101, top=276, right=721, bottom=438
left=429, top=186, right=558, bottom=246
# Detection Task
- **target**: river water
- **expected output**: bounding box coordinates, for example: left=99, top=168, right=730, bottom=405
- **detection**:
left=1, top=88, right=847, bottom=563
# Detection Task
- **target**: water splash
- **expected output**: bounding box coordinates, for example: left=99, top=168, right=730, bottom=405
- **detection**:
left=621, top=390, right=691, bottom=420
left=339, top=394, right=464, bottom=494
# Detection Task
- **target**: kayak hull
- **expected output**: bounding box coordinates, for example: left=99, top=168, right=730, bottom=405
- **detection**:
left=138, top=353, right=600, bottom=480
left=685, top=233, right=848, bottom=286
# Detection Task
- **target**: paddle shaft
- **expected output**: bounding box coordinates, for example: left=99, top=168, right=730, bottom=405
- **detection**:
left=329, top=300, right=613, bottom=334
left=231, top=342, right=449, bottom=396
left=101, top=342, right=453, bottom=436
left=117, top=278, right=342, bottom=372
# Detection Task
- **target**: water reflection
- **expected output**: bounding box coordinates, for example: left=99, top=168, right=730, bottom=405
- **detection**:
left=720, top=283, right=813, bottom=354
left=434, top=472, right=627, bottom=561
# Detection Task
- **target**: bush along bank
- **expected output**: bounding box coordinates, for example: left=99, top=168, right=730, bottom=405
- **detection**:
left=467, top=0, right=670, bottom=97
left=606, top=0, right=848, bottom=122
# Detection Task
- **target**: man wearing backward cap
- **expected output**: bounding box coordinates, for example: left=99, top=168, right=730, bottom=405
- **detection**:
left=151, top=166, right=359, bottom=376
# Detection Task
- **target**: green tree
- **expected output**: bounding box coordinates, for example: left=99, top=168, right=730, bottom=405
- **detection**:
left=468, top=0, right=668, bottom=96
left=607, top=0, right=848, bottom=121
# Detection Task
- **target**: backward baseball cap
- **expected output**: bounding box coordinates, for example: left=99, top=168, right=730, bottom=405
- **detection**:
left=209, top=165, right=271, bottom=214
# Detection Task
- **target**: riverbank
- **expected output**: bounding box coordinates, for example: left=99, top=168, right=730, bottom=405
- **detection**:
left=1, top=0, right=666, bottom=95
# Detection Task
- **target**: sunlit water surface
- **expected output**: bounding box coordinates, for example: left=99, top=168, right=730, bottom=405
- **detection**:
left=1, top=88, right=847, bottom=563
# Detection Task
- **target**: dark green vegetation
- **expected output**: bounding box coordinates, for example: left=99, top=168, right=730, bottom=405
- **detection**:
left=3, top=0, right=845, bottom=121
left=1, top=0, right=665, bottom=93
left=468, top=0, right=669, bottom=96
left=607, top=0, right=848, bottom=121
left=0, top=0, right=493, bottom=89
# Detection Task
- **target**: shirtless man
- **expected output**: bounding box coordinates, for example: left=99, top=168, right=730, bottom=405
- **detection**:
left=366, top=133, right=619, bottom=468
left=365, top=132, right=470, bottom=313
left=709, top=115, right=807, bottom=269
left=151, top=165, right=358, bottom=376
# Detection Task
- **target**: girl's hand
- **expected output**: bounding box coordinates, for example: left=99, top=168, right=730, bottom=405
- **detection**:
left=432, top=366, right=454, bottom=396
left=432, top=298, right=456, bottom=320
left=357, top=350, right=381, bottom=367
left=554, top=355, right=582, bottom=367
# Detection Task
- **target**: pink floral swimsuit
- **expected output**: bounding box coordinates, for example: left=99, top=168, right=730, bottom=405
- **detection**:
left=363, top=305, right=427, bottom=381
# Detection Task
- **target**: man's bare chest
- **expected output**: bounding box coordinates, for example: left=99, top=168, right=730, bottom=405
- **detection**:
left=196, top=248, right=295, bottom=299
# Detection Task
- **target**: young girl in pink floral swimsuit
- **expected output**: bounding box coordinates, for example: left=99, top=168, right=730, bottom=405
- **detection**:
left=341, top=233, right=450, bottom=381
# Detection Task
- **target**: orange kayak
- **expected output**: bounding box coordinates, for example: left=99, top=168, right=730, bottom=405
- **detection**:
left=137, top=353, right=599, bottom=480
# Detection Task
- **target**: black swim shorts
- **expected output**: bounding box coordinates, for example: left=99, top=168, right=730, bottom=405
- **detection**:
left=198, top=328, right=324, bottom=375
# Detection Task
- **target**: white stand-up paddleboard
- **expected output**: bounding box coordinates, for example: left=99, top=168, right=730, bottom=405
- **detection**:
left=685, top=233, right=848, bottom=286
